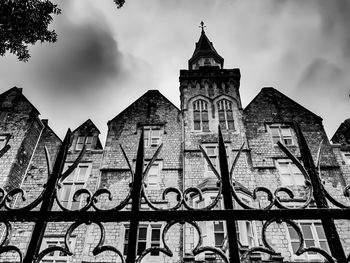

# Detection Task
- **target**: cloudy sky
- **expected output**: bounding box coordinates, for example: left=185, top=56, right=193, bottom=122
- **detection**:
left=0, top=0, right=349, bottom=143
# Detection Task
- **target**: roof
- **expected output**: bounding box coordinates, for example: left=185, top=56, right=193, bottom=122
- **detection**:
left=0, top=87, right=40, bottom=115
left=108, top=90, right=180, bottom=124
left=188, top=30, right=224, bottom=69
left=244, top=87, right=322, bottom=122
left=331, top=118, right=350, bottom=144
left=72, top=119, right=101, bottom=134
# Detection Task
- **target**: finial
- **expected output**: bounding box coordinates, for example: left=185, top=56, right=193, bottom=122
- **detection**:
left=199, top=21, right=206, bottom=33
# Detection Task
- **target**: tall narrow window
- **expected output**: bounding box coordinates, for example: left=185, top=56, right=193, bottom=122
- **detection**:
left=59, top=164, right=90, bottom=210
left=145, top=163, right=160, bottom=189
left=203, top=144, right=229, bottom=176
left=193, top=99, right=209, bottom=131
left=217, top=99, right=235, bottom=130
left=269, top=124, right=294, bottom=146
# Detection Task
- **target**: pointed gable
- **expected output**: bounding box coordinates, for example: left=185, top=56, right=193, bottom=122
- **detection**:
left=0, top=87, right=40, bottom=117
left=331, top=119, right=350, bottom=145
left=244, top=87, right=337, bottom=167
left=71, top=119, right=102, bottom=150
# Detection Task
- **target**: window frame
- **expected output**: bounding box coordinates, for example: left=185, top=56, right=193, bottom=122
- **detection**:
left=40, top=236, right=76, bottom=263
left=286, top=220, right=330, bottom=262
left=143, top=126, right=162, bottom=147
left=58, top=163, right=91, bottom=210
left=276, top=159, right=305, bottom=186
left=268, top=124, right=294, bottom=146
left=144, top=162, right=161, bottom=189
left=123, top=224, right=163, bottom=257
left=75, top=135, right=94, bottom=150
left=217, top=99, right=235, bottom=131
left=193, top=99, right=210, bottom=132
left=202, top=144, right=230, bottom=177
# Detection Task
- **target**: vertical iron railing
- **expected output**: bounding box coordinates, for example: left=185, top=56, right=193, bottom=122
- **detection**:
left=0, top=125, right=350, bottom=263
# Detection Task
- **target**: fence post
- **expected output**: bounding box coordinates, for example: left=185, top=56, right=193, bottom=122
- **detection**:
left=294, top=122, right=346, bottom=263
left=218, top=127, right=241, bottom=263
left=23, top=130, right=71, bottom=263
left=126, top=129, right=144, bottom=263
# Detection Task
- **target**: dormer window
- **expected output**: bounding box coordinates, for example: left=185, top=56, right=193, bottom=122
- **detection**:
left=76, top=136, right=93, bottom=150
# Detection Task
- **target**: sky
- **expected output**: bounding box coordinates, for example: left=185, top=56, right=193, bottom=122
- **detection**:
left=0, top=0, right=349, bottom=144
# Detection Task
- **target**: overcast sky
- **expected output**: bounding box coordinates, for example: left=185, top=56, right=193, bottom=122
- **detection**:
left=0, top=0, right=349, bottom=144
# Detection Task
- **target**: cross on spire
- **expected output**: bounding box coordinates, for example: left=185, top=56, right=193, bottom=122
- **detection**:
left=199, top=21, right=206, bottom=33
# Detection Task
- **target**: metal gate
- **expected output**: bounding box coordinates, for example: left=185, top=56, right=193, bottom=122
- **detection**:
left=0, top=123, right=350, bottom=263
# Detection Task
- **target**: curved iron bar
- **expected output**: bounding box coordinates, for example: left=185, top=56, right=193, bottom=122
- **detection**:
left=1, top=146, right=56, bottom=211
left=260, top=219, right=336, bottom=263
left=0, top=221, right=23, bottom=262
left=274, top=141, right=313, bottom=209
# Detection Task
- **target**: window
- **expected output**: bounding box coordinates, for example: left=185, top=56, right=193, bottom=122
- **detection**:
left=145, top=163, right=160, bottom=189
left=210, top=196, right=256, bottom=250
left=123, top=224, right=162, bottom=256
left=0, top=135, right=8, bottom=149
left=59, top=164, right=90, bottom=210
left=217, top=99, right=235, bottom=130
left=287, top=221, right=330, bottom=262
left=76, top=136, right=93, bottom=150
left=193, top=99, right=209, bottom=131
left=203, top=145, right=229, bottom=177
left=144, top=127, right=162, bottom=147
left=269, top=124, right=294, bottom=146
left=41, top=237, right=76, bottom=263
left=277, top=160, right=304, bottom=186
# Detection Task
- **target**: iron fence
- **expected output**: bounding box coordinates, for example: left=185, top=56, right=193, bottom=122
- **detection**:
left=0, top=123, right=350, bottom=263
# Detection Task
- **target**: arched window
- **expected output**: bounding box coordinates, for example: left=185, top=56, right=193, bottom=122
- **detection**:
left=193, top=99, right=209, bottom=131
left=217, top=99, right=235, bottom=130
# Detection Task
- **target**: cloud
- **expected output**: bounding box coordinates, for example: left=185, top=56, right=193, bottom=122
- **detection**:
left=31, top=5, right=124, bottom=94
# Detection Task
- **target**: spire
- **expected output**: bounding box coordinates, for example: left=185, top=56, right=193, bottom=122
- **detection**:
left=188, top=22, right=224, bottom=70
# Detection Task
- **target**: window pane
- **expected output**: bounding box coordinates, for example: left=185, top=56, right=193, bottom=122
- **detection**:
left=214, top=221, right=224, bottom=232
left=86, top=136, right=93, bottom=144
left=272, top=136, right=280, bottom=144
left=137, top=241, right=146, bottom=255
left=219, top=121, right=226, bottom=130
left=194, top=121, right=201, bottom=130
left=202, top=121, right=209, bottom=131
left=61, top=185, right=72, bottom=201
left=280, top=174, right=293, bottom=185
left=78, top=166, right=88, bottom=181
left=270, top=127, right=279, bottom=136
left=138, top=227, right=147, bottom=240
left=320, top=241, right=330, bottom=253
left=301, top=224, right=313, bottom=239
left=77, top=136, right=85, bottom=144
left=206, top=147, right=216, bottom=156
left=151, top=228, right=161, bottom=241
left=214, top=233, right=225, bottom=247
left=194, top=111, right=201, bottom=121
left=288, top=226, right=299, bottom=240
left=291, top=242, right=299, bottom=253
left=202, top=111, right=208, bottom=121
left=294, top=174, right=305, bottom=185
left=226, top=110, right=234, bottom=120
left=228, top=120, right=235, bottom=130
left=281, top=127, right=292, bottom=136
left=315, top=224, right=326, bottom=239
left=151, top=138, right=159, bottom=145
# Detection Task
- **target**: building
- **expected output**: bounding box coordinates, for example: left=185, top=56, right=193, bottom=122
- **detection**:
left=0, top=27, right=350, bottom=263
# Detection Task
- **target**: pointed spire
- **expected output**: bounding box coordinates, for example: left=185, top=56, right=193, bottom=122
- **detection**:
left=188, top=22, right=224, bottom=70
